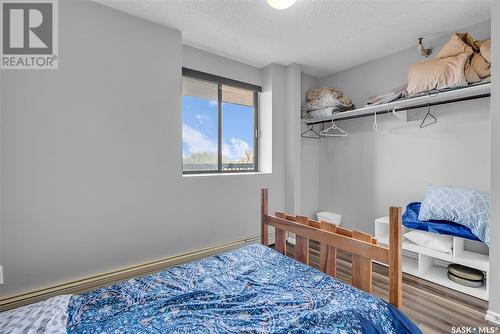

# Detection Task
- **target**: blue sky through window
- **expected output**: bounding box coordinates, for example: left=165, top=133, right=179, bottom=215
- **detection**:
left=182, top=96, right=254, bottom=164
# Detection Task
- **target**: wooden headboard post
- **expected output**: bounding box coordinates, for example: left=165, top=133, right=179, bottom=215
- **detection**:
left=261, top=187, right=269, bottom=246
left=388, top=206, right=403, bottom=308
left=260, top=188, right=404, bottom=309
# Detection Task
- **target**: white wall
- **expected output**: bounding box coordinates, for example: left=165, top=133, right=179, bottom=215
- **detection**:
left=487, top=2, right=500, bottom=323
left=262, top=63, right=287, bottom=195
left=317, top=20, right=491, bottom=239
left=284, top=64, right=302, bottom=213
left=0, top=1, right=286, bottom=297
left=0, top=69, right=3, bottom=273
left=263, top=63, right=287, bottom=190
left=300, top=73, right=320, bottom=217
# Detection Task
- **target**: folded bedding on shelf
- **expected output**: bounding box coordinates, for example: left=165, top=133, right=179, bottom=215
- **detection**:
left=304, top=106, right=336, bottom=119
left=302, top=87, right=353, bottom=119
left=403, top=202, right=481, bottom=242
left=306, top=87, right=343, bottom=101
left=302, top=95, right=352, bottom=112
left=365, top=84, right=408, bottom=106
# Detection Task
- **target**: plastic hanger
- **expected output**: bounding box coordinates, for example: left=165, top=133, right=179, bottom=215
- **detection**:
left=392, top=106, right=407, bottom=121
left=420, top=104, right=437, bottom=128
left=320, top=119, right=348, bottom=137
left=392, top=106, right=398, bottom=118
left=372, top=110, right=378, bottom=132
left=301, top=124, right=321, bottom=139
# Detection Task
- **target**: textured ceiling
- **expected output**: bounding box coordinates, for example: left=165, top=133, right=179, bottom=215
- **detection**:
left=95, top=0, right=491, bottom=77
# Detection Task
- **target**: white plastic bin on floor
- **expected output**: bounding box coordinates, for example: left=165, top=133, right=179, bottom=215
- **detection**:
left=287, top=212, right=342, bottom=245
left=316, top=212, right=342, bottom=226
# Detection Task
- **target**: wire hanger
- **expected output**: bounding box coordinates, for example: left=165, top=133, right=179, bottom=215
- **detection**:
left=420, top=104, right=437, bottom=128
left=320, top=119, right=348, bottom=137
left=301, top=124, right=321, bottom=139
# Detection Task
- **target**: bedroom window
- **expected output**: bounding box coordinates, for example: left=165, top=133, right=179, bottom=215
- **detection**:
left=182, top=68, right=261, bottom=174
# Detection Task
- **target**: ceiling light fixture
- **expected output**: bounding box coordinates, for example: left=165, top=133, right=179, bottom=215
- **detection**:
left=267, top=0, right=296, bottom=10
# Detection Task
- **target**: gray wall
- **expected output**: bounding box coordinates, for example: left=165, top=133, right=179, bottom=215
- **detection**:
left=317, top=20, right=491, bottom=238
left=0, top=1, right=286, bottom=297
left=183, top=45, right=262, bottom=86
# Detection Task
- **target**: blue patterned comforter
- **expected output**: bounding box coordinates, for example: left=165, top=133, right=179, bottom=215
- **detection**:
left=67, top=244, right=421, bottom=333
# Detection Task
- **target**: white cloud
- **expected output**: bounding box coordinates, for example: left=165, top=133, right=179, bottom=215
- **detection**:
left=223, top=138, right=250, bottom=161
left=209, top=100, right=218, bottom=107
left=182, top=124, right=217, bottom=156
left=195, top=114, right=210, bottom=125
left=182, top=124, right=251, bottom=162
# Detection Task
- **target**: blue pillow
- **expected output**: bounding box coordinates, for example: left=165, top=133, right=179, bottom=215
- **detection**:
left=418, top=185, right=490, bottom=245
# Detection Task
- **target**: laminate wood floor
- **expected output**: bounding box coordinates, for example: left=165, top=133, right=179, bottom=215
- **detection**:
left=284, top=240, right=492, bottom=334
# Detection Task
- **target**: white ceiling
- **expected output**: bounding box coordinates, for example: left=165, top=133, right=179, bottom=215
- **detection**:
left=95, top=0, right=491, bottom=77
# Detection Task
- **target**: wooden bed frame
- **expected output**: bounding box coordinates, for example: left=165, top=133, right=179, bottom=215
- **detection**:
left=260, top=188, right=403, bottom=308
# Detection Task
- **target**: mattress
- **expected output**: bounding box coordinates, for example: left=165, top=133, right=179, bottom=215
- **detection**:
left=1, top=244, right=421, bottom=334
left=403, top=202, right=480, bottom=242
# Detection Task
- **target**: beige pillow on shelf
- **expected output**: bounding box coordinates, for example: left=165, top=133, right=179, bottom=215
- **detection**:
left=479, top=39, right=491, bottom=64
left=465, top=61, right=481, bottom=83
left=436, top=33, right=474, bottom=59
left=458, top=32, right=479, bottom=52
left=466, top=53, right=491, bottom=83
left=473, top=52, right=490, bottom=77
left=407, top=49, right=472, bottom=96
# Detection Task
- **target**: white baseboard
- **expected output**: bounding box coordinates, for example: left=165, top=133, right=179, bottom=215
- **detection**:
left=486, top=310, right=500, bottom=325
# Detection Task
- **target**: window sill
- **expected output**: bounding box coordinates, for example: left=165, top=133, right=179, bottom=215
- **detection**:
left=182, top=171, right=271, bottom=178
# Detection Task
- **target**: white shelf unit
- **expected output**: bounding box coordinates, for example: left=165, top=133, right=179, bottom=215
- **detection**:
left=302, top=82, right=491, bottom=125
left=375, top=216, right=489, bottom=300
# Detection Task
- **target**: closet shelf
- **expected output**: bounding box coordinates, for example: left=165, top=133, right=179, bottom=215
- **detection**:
left=302, top=82, right=491, bottom=125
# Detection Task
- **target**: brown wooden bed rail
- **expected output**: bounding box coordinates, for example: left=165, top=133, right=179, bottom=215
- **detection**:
left=260, top=187, right=403, bottom=308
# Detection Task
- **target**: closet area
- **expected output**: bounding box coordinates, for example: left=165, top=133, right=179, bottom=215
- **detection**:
left=300, top=20, right=492, bottom=301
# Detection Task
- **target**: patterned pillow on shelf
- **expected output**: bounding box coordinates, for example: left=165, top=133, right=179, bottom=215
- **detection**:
left=418, top=185, right=490, bottom=245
